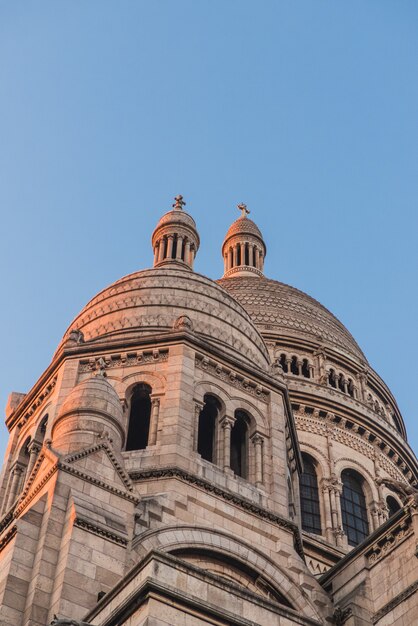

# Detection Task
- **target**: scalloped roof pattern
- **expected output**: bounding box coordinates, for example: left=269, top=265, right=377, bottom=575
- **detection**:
left=223, top=217, right=264, bottom=242
left=217, top=276, right=367, bottom=363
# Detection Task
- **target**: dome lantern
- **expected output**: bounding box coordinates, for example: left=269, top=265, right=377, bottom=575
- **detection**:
left=151, top=195, right=200, bottom=270
left=222, top=204, right=266, bottom=278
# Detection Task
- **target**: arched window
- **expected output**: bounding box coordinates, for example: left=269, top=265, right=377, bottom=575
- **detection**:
left=197, top=395, right=220, bottom=463
left=126, top=384, right=152, bottom=451
left=231, top=411, right=249, bottom=478
left=328, top=369, right=337, bottom=388
left=40, top=415, right=48, bottom=436
left=387, top=495, right=401, bottom=517
left=300, top=454, right=321, bottom=535
left=279, top=354, right=288, bottom=373
left=341, top=470, right=369, bottom=546
left=301, top=359, right=310, bottom=378
left=290, top=356, right=299, bottom=375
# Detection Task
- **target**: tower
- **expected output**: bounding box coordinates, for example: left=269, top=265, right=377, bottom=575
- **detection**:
left=0, top=197, right=417, bottom=626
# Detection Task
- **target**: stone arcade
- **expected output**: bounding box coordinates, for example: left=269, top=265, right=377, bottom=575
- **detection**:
left=0, top=198, right=417, bottom=625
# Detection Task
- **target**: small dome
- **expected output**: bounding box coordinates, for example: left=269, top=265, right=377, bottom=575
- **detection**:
left=151, top=195, right=200, bottom=269
left=57, top=375, right=123, bottom=422
left=52, top=375, right=124, bottom=453
left=222, top=205, right=267, bottom=279
left=223, top=216, right=264, bottom=244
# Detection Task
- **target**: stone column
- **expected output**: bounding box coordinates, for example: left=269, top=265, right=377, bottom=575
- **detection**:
left=158, top=238, right=165, bottom=262
left=221, top=416, right=235, bottom=471
left=308, top=364, right=314, bottom=379
left=148, top=398, right=160, bottom=446
left=26, top=441, right=41, bottom=480
left=228, top=247, right=233, bottom=270
left=6, top=465, right=24, bottom=511
left=321, top=481, right=334, bottom=542
left=251, top=434, right=264, bottom=486
left=254, top=247, right=260, bottom=269
left=259, top=252, right=264, bottom=271
left=153, top=243, right=159, bottom=265
left=184, top=239, right=191, bottom=265
left=297, top=359, right=302, bottom=376
left=193, top=401, right=204, bottom=451
left=167, top=235, right=174, bottom=259
left=249, top=244, right=254, bottom=267
left=240, top=242, right=245, bottom=266
left=233, top=245, right=238, bottom=267
left=176, top=235, right=183, bottom=260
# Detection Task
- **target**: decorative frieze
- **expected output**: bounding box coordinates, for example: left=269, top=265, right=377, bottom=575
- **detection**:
left=17, top=376, right=57, bottom=427
left=366, top=516, right=412, bottom=567
left=195, top=354, right=269, bottom=403
left=79, top=349, right=169, bottom=373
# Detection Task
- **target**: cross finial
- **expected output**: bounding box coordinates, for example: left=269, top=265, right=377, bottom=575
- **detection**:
left=173, top=194, right=186, bottom=210
left=237, top=203, right=250, bottom=218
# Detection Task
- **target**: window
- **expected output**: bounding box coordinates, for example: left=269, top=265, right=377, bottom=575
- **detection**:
left=341, top=470, right=369, bottom=546
left=231, top=411, right=249, bottom=478
left=197, top=395, right=220, bottom=463
left=300, top=454, right=321, bottom=534
left=126, top=384, right=152, bottom=451
left=387, top=495, right=401, bottom=517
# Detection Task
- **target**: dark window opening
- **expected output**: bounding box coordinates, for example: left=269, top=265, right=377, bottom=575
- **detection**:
left=328, top=369, right=337, bottom=388
left=290, top=356, right=299, bottom=375
left=197, top=395, right=220, bottom=463
left=279, top=354, right=288, bottom=373
left=347, top=379, right=355, bottom=397
left=237, top=245, right=241, bottom=266
left=341, top=470, right=369, bottom=546
left=302, top=359, right=310, bottom=378
left=126, top=384, right=152, bottom=451
left=40, top=415, right=48, bottom=436
left=387, top=496, right=401, bottom=517
left=245, top=244, right=249, bottom=266
left=172, top=237, right=178, bottom=259
left=231, top=411, right=248, bottom=478
left=338, top=374, right=345, bottom=392
left=300, top=454, right=321, bottom=534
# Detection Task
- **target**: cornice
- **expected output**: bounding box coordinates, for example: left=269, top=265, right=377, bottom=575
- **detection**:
left=129, top=466, right=304, bottom=559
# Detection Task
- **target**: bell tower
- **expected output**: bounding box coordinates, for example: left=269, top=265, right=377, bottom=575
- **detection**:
left=222, top=203, right=267, bottom=278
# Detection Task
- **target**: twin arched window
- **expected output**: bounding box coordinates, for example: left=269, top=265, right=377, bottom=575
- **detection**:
left=196, top=396, right=249, bottom=480
left=126, top=384, right=152, bottom=451
left=300, top=454, right=321, bottom=535
left=340, top=469, right=369, bottom=546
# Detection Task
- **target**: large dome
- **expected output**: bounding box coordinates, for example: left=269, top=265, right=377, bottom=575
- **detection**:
left=60, top=268, right=270, bottom=371
left=218, top=275, right=367, bottom=363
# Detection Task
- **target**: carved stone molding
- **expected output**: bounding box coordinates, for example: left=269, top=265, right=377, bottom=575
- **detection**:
left=366, top=516, right=412, bottom=567
left=16, top=376, right=57, bottom=428
left=195, top=354, right=269, bottom=403
left=74, top=517, right=128, bottom=546
left=129, top=466, right=304, bottom=558
left=79, top=349, right=169, bottom=374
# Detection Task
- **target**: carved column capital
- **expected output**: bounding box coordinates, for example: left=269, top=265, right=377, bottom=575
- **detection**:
left=220, top=415, right=235, bottom=431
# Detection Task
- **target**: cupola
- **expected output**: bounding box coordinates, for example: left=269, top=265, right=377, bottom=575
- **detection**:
left=152, top=195, right=200, bottom=269
left=222, top=204, right=267, bottom=278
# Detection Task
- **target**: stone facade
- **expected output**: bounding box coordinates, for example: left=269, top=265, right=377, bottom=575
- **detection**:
left=0, top=199, right=416, bottom=625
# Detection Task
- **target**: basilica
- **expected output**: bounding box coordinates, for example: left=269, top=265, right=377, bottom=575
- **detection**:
left=0, top=197, right=417, bottom=625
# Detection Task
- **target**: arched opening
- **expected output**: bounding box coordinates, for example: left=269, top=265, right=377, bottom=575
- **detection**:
left=290, top=356, right=299, bottom=375
left=387, top=495, right=402, bottom=517
left=39, top=415, right=48, bottom=438
left=301, top=359, right=310, bottom=378
left=231, top=411, right=248, bottom=478
left=328, top=369, right=337, bottom=388
left=126, top=383, right=152, bottom=451
left=338, top=373, right=345, bottom=392
left=244, top=244, right=249, bottom=266
left=341, top=469, right=369, bottom=546
left=279, top=354, right=288, bottom=373
left=197, top=395, right=220, bottom=463
left=347, top=379, right=355, bottom=398
left=300, top=454, right=321, bottom=535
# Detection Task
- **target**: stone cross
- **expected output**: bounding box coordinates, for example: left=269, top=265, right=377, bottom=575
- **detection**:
left=173, top=194, right=186, bottom=210
left=237, top=203, right=250, bottom=218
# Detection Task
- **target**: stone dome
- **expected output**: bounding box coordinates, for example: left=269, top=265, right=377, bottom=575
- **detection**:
left=60, top=267, right=270, bottom=371
left=52, top=374, right=125, bottom=452
left=218, top=275, right=367, bottom=363
left=223, top=216, right=264, bottom=243
left=154, top=208, right=197, bottom=231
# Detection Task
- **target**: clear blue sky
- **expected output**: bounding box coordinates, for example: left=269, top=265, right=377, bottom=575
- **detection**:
left=0, top=1, right=417, bottom=461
